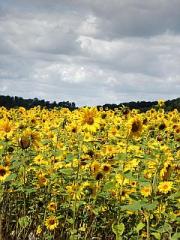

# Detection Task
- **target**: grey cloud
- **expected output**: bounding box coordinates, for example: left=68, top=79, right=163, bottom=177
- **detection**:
left=0, top=0, right=180, bottom=106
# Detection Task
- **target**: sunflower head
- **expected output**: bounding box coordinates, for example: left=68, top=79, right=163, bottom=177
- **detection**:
left=0, top=165, right=10, bottom=181
left=140, top=185, right=152, bottom=197
left=19, top=136, right=31, bottom=149
left=129, top=117, right=143, bottom=138
left=158, top=181, right=173, bottom=194
left=158, top=99, right=165, bottom=108
left=45, top=216, right=59, bottom=231
left=91, top=161, right=101, bottom=174
left=0, top=119, right=12, bottom=133
left=47, top=202, right=57, bottom=212
left=81, top=182, right=96, bottom=197
left=95, top=171, right=104, bottom=180
left=102, top=163, right=111, bottom=174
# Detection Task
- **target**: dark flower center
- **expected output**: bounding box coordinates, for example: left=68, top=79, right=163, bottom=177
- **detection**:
left=0, top=168, right=6, bottom=176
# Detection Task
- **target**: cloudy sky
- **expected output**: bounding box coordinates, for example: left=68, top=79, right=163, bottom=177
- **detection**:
left=0, top=0, right=180, bottom=106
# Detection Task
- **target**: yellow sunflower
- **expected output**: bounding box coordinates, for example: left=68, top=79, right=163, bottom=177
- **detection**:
left=128, top=117, right=143, bottom=138
left=81, top=108, right=100, bottom=132
left=158, top=181, right=173, bottom=194
left=0, top=165, right=10, bottom=181
left=91, top=161, right=101, bottom=174
left=101, top=163, right=111, bottom=174
left=140, top=185, right=152, bottom=197
left=45, top=216, right=59, bottom=231
left=47, top=202, right=57, bottom=212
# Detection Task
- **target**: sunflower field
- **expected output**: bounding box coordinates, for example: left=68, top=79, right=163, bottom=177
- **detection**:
left=0, top=103, right=179, bottom=240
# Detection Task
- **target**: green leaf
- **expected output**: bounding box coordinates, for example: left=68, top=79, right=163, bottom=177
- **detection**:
left=112, top=223, right=125, bottom=240
left=60, top=168, right=73, bottom=175
left=123, top=172, right=136, bottom=181
left=67, top=218, right=74, bottom=224
left=135, top=222, right=145, bottom=232
left=168, top=192, right=180, bottom=200
left=171, top=232, right=180, bottom=240
left=158, top=223, right=172, bottom=233
left=18, top=216, right=30, bottom=229
left=25, top=188, right=36, bottom=194
left=103, top=181, right=114, bottom=191
left=5, top=173, right=17, bottom=182
left=121, top=201, right=142, bottom=211
left=142, top=201, right=158, bottom=211
left=151, top=232, right=161, bottom=240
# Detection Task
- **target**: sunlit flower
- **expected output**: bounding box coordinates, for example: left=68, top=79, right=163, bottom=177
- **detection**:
left=129, top=117, right=143, bottom=138
left=0, top=165, right=10, bottom=181
left=158, top=181, right=173, bottom=194
left=140, top=185, right=152, bottom=197
left=45, top=216, right=59, bottom=231
left=47, top=202, right=57, bottom=212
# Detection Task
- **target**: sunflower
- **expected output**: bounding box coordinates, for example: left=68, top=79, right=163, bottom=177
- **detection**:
left=101, top=163, right=111, bottom=174
left=19, top=135, right=30, bottom=149
left=95, top=171, right=104, bottom=180
left=36, top=225, right=42, bottom=235
left=0, top=165, right=10, bottom=181
left=66, top=183, right=80, bottom=199
left=91, top=161, right=101, bottom=174
left=81, top=182, right=96, bottom=197
left=0, top=119, right=12, bottom=133
left=34, top=155, right=48, bottom=165
left=81, top=108, right=100, bottom=132
left=37, top=173, right=48, bottom=187
left=45, top=216, right=59, bottom=231
left=47, top=202, right=57, bottom=212
left=129, top=117, right=143, bottom=138
left=140, top=185, right=152, bottom=197
left=158, top=181, right=173, bottom=194
left=158, top=99, right=165, bottom=108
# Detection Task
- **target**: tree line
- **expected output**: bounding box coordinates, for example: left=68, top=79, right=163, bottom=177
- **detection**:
left=0, top=95, right=179, bottom=112
left=0, top=95, right=76, bottom=110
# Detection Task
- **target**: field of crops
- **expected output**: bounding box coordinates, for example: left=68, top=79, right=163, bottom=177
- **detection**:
left=0, top=102, right=179, bottom=240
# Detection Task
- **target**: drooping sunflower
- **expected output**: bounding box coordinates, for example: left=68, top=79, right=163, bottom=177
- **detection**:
left=45, top=215, right=59, bottom=231
left=0, top=165, right=10, bottom=181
